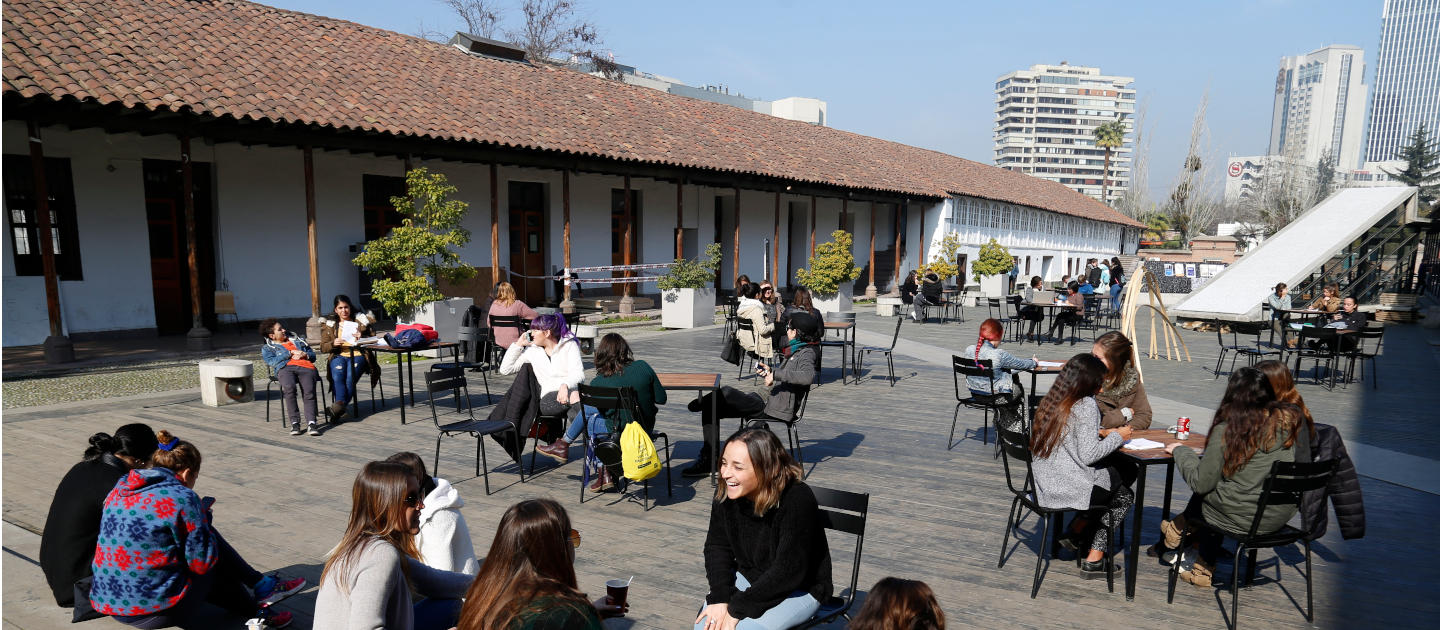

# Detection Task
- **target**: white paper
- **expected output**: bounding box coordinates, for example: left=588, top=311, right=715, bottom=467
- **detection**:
left=340, top=320, right=359, bottom=343
left=354, top=336, right=382, bottom=345
left=1037, top=360, right=1065, bottom=367
left=1123, top=438, right=1166, bottom=450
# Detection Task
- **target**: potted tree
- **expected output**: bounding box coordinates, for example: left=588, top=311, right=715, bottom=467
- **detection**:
left=657, top=242, right=722, bottom=329
left=797, top=230, right=862, bottom=316
left=926, top=232, right=962, bottom=288
left=972, top=238, right=1015, bottom=299
left=351, top=168, right=476, bottom=355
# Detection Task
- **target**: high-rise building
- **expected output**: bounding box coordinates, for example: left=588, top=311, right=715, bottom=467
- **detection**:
left=1364, top=0, right=1440, bottom=163
left=994, top=63, right=1135, bottom=205
left=1268, top=45, right=1368, bottom=170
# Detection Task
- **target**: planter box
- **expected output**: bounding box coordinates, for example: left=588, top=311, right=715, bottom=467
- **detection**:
left=812, top=284, right=854, bottom=318
left=876, top=296, right=903, bottom=317
left=661, top=288, right=716, bottom=329
left=978, top=274, right=1008, bottom=299
left=402, top=297, right=474, bottom=358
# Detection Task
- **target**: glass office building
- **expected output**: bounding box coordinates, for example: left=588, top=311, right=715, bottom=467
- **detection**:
left=1364, top=0, right=1440, bottom=163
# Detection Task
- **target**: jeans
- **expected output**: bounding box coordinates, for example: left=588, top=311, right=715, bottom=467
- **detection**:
left=1110, top=283, right=1123, bottom=313
left=564, top=405, right=613, bottom=443
left=277, top=365, right=318, bottom=427
left=328, top=355, right=367, bottom=408
left=694, top=572, right=819, bottom=630
left=113, top=529, right=262, bottom=628
left=413, top=597, right=462, bottom=630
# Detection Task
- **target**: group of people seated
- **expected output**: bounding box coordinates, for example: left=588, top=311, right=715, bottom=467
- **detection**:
left=260, top=294, right=377, bottom=436
left=1266, top=282, right=1369, bottom=350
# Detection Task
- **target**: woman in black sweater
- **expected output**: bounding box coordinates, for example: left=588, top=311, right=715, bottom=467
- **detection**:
left=39, top=424, right=158, bottom=608
left=697, top=428, right=831, bottom=630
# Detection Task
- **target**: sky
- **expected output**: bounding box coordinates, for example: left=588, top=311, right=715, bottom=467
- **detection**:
left=266, top=0, right=1384, bottom=200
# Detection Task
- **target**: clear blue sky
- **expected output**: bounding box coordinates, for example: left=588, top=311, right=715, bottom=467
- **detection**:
left=267, top=0, right=1383, bottom=199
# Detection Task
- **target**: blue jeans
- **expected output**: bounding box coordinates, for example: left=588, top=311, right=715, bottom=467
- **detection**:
left=328, top=355, right=367, bottom=407
left=694, top=572, right=819, bottom=630
left=564, top=405, right=612, bottom=443
left=1109, top=283, right=1123, bottom=313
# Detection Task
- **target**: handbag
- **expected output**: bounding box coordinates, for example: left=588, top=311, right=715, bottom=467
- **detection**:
left=71, top=575, right=104, bottom=622
left=592, top=432, right=624, bottom=481
left=720, top=334, right=742, bottom=365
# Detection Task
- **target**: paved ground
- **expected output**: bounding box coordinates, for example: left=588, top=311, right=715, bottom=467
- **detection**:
left=4, top=313, right=1439, bottom=629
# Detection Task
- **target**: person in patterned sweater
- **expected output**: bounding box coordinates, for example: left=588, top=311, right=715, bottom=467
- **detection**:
left=90, top=430, right=303, bottom=628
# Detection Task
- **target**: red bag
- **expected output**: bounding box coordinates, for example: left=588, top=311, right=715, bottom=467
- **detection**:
left=395, top=323, right=440, bottom=341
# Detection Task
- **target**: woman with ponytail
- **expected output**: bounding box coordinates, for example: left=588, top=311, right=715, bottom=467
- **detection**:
left=965, top=318, right=1037, bottom=399
left=40, top=424, right=158, bottom=608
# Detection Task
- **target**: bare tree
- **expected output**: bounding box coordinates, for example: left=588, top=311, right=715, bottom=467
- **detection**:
left=1165, top=90, right=1219, bottom=243
left=1242, top=142, right=1314, bottom=235
left=506, top=0, right=620, bottom=78
left=442, top=0, right=503, bottom=38
left=1114, top=97, right=1151, bottom=219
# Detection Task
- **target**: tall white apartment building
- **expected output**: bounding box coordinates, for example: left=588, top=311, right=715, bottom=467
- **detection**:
left=994, top=63, right=1135, bottom=205
left=1268, top=45, right=1368, bottom=170
left=1365, top=0, right=1440, bottom=163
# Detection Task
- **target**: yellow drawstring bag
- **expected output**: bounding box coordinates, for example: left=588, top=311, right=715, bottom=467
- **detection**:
left=620, top=421, right=661, bottom=482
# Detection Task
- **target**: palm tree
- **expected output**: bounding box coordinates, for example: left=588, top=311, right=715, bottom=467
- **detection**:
left=1093, top=117, right=1127, bottom=205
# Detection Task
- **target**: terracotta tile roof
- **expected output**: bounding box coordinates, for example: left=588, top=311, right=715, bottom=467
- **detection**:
left=3, top=0, right=1142, bottom=227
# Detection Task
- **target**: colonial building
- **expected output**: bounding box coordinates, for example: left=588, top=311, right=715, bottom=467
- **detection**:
left=2, top=0, right=1139, bottom=353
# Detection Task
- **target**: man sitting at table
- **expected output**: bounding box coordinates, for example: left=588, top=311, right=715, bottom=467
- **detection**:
left=1324, top=296, right=1367, bottom=351
left=681, top=313, right=821, bottom=477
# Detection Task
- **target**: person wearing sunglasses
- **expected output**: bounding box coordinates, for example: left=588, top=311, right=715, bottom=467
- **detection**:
left=757, top=282, right=780, bottom=323
left=316, top=461, right=473, bottom=630
left=457, top=499, right=627, bottom=629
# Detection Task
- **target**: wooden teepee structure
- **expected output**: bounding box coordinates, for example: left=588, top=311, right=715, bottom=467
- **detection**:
left=1119, top=265, right=1191, bottom=381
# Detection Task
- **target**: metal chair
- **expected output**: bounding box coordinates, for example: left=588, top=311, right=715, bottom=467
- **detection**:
left=1213, top=320, right=1280, bottom=379
left=431, top=325, right=494, bottom=403
left=1165, top=460, right=1336, bottom=630
left=996, top=423, right=1118, bottom=598
left=721, top=296, right=739, bottom=341
left=423, top=367, right=521, bottom=496
left=950, top=356, right=1023, bottom=452
left=1342, top=326, right=1384, bottom=389
left=577, top=384, right=671, bottom=511
left=1289, top=326, right=1340, bottom=387
left=264, top=363, right=330, bottom=432
left=735, top=319, right=772, bottom=380
left=987, top=298, right=1017, bottom=340
left=857, top=316, right=903, bottom=386
left=739, top=385, right=812, bottom=466
left=793, top=486, right=870, bottom=629
left=488, top=314, right=528, bottom=362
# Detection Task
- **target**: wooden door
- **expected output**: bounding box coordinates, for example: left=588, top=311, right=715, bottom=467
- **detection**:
left=508, top=181, right=547, bottom=304
left=145, top=197, right=186, bottom=333
left=143, top=160, right=214, bottom=334
left=610, top=188, right=640, bottom=294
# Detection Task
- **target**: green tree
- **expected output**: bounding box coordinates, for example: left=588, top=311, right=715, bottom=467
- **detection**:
left=1093, top=117, right=1127, bottom=205
left=923, top=232, right=963, bottom=281
left=1383, top=122, right=1440, bottom=206
left=972, top=238, right=1014, bottom=283
left=352, top=168, right=475, bottom=319
left=1313, top=149, right=1336, bottom=206
left=656, top=242, right=722, bottom=290
left=796, top=230, right=861, bottom=294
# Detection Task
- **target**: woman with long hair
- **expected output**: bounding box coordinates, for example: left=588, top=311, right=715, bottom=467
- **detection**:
left=456, top=499, right=625, bottom=630
left=773, top=287, right=821, bottom=356
left=1159, top=367, right=1309, bottom=587
left=1019, top=276, right=1045, bottom=340
left=966, top=318, right=1036, bottom=400
left=91, top=430, right=303, bottom=628
left=736, top=282, right=776, bottom=361
left=1266, top=282, right=1292, bottom=346
left=697, top=429, right=832, bottom=630
left=487, top=281, right=539, bottom=349
left=1091, top=332, right=1152, bottom=431
left=40, top=424, right=158, bottom=608
left=491, top=313, right=586, bottom=458
left=315, top=461, right=472, bottom=630
left=733, top=274, right=752, bottom=299
left=1029, top=354, right=1133, bottom=578
left=537, top=333, right=667, bottom=491
left=1309, top=282, right=1341, bottom=313
left=1045, top=282, right=1085, bottom=343
left=758, top=281, right=780, bottom=323
left=847, top=577, right=945, bottom=630
left=1254, top=359, right=1315, bottom=448
left=385, top=452, right=478, bottom=575
left=319, top=294, right=377, bottom=420
left=899, top=271, right=919, bottom=306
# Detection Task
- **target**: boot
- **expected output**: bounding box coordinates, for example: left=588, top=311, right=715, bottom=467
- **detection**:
left=328, top=402, right=347, bottom=420
left=588, top=467, right=615, bottom=492
left=1160, top=514, right=1188, bottom=549
left=537, top=438, right=570, bottom=463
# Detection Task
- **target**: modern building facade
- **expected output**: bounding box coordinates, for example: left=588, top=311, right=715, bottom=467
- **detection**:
left=994, top=63, right=1136, bottom=206
left=1365, top=0, right=1440, bottom=163
left=1268, top=45, right=1368, bottom=170
left=606, top=64, right=826, bottom=125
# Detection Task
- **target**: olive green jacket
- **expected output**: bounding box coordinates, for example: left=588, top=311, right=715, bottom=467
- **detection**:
left=1173, top=421, right=1309, bottom=536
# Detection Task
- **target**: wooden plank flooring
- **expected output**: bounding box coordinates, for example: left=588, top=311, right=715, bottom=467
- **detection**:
left=4, top=322, right=1438, bottom=629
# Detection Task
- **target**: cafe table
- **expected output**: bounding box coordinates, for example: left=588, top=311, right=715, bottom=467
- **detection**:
left=360, top=340, right=460, bottom=425
left=823, top=320, right=856, bottom=384
left=656, top=372, right=722, bottom=483
left=1025, top=302, right=1079, bottom=342
left=1120, top=428, right=1208, bottom=600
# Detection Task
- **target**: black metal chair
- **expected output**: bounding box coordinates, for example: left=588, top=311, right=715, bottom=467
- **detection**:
left=735, top=318, right=773, bottom=380
left=488, top=314, right=529, bottom=362
left=739, top=385, right=812, bottom=466
left=794, top=486, right=870, bottom=629
left=1342, top=326, right=1384, bottom=389
left=915, top=294, right=949, bottom=324
left=577, top=384, right=671, bottom=511
left=987, top=298, right=1018, bottom=340
left=264, top=363, right=330, bottom=432
left=1006, top=295, right=1026, bottom=342
left=721, top=296, right=739, bottom=341
left=950, top=356, right=1022, bottom=451
left=1165, top=460, right=1336, bottom=630
left=431, top=325, right=494, bottom=403
left=1080, top=296, right=1104, bottom=336
left=1213, top=320, right=1280, bottom=379
left=1289, top=326, right=1340, bottom=387
left=857, top=316, right=902, bottom=386
left=995, top=423, right=1118, bottom=598
left=423, top=367, right=521, bottom=496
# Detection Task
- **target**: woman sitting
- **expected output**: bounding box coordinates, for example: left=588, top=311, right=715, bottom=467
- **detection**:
left=315, top=461, right=472, bottom=630
left=1045, top=282, right=1085, bottom=343
left=487, top=281, right=539, bottom=349
left=41, top=424, right=157, bottom=609
left=758, top=281, right=780, bottom=323
left=1158, top=366, right=1310, bottom=587
left=490, top=313, right=585, bottom=460
left=457, top=499, right=626, bottom=629
left=899, top=271, right=919, bottom=306
left=697, top=429, right=832, bottom=630
left=736, top=282, right=775, bottom=363
left=320, top=294, right=377, bottom=420
left=1019, top=276, right=1045, bottom=341
left=385, top=452, right=479, bottom=575
left=848, top=577, right=945, bottom=630
left=537, top=333, right=667, bottom=492
left=910, top=272, right=944, bottom=321
left=1309, top=282, right=1341, bottom=314
left=260, top=318, right=322, bottom=436
left=90, top=430, right=304, bottom=628
left=1089, top=331, right=1151, bottom=489
left=966, top=318, right=1036, bottom=403
left=1029, top=355, right=1133, bottom=578
left=682, top=314, right=821, bottom=477
left=774, top=288, right=821, bottom=356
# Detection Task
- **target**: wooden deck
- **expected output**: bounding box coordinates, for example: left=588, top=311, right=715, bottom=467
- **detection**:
left=4, top=323, right=1438, bottom=628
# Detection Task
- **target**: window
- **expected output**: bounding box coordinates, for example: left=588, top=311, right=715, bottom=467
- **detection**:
left=362, top=174, right=406, bottom=241
left=3, top=154, right=82, bottom=280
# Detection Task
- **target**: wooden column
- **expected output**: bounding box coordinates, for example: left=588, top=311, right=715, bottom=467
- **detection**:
left=732, top=186, right=741, bottom=284
left=809, top=194, right=817, bottom=257
left=489, top=163, right=500, bottom=286
left=918, top=204, right=927, bottom=268
left=892, top=200, right=905, bottom=291
left=560, top=170, right=574, bottom=312
left=180, top=134, right=211, bottom=350
left=304, top=146, right=320, bottom=317
left=675, top=179, right=684, bottom=259
left=26, top=122, right=73, bottom=362
left=865, top=199, right=876, bottom=297
left=619, top=175, right=635, bottom=313
left=772, top=190, right=781, bottom=287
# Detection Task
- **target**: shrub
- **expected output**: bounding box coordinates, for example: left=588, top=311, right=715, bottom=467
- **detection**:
left=796, top=230, right=862, bottom=294
left=972, top=238, right=1014, bottom=283
left=924, top=232, right=963, bottom=281
left=657, top=242, right=722, bottom=290
left=351, top=168, right=475, bottom=319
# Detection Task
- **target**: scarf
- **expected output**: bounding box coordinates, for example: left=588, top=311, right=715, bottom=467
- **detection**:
left=783, top=339, right=814, bottom=357
left=1104, top=364, right=1140, bottom=399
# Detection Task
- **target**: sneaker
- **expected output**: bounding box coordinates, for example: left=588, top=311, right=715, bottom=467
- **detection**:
left=307, top=424, right=321, bottom=437
left=254, top=575, right=306, bottom=606
left=1078, top=558, right=1109, bottom=580
left=246, top=607, right=293, bottom=630
left=289, top=425, right=303, bottom=436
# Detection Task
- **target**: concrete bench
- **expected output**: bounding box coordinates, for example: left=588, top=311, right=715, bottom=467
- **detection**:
left=876, top=296, right=904, bottom=317
left=574, top=324, right=598, bottom=353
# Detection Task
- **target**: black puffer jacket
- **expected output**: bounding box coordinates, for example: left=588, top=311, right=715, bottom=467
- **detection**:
left=1302, top=423, right=1365, bottom=541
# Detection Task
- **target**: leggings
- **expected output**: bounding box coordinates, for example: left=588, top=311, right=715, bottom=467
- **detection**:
left=1085, top=482, right=1135, bottom=553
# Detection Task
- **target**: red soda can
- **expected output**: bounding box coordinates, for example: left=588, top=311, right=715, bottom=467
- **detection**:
left=1177, top=416, right=1191, bottom=440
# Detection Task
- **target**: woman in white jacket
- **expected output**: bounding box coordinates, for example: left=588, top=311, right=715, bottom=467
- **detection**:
left=386, top=452, right=478, bottom=575
left=495, top=313, right=586, bottom=454
left=735, top=282, right=775, bottom=361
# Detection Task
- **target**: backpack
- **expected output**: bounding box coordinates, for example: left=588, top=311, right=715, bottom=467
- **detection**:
left=384, top=328, right=429, bottom=349
left=620, top=421, right=661, bottom=482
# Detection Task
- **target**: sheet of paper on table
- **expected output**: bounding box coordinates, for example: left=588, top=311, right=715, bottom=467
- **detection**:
left=1037, top=360, right=1064, bottom=367
left=1123, top=438, right=1167, bottom=450
left=355, top=336, right=382, bottom=345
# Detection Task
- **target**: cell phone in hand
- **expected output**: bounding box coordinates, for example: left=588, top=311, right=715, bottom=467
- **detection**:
left=202, top=496, right=216, bottom=509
